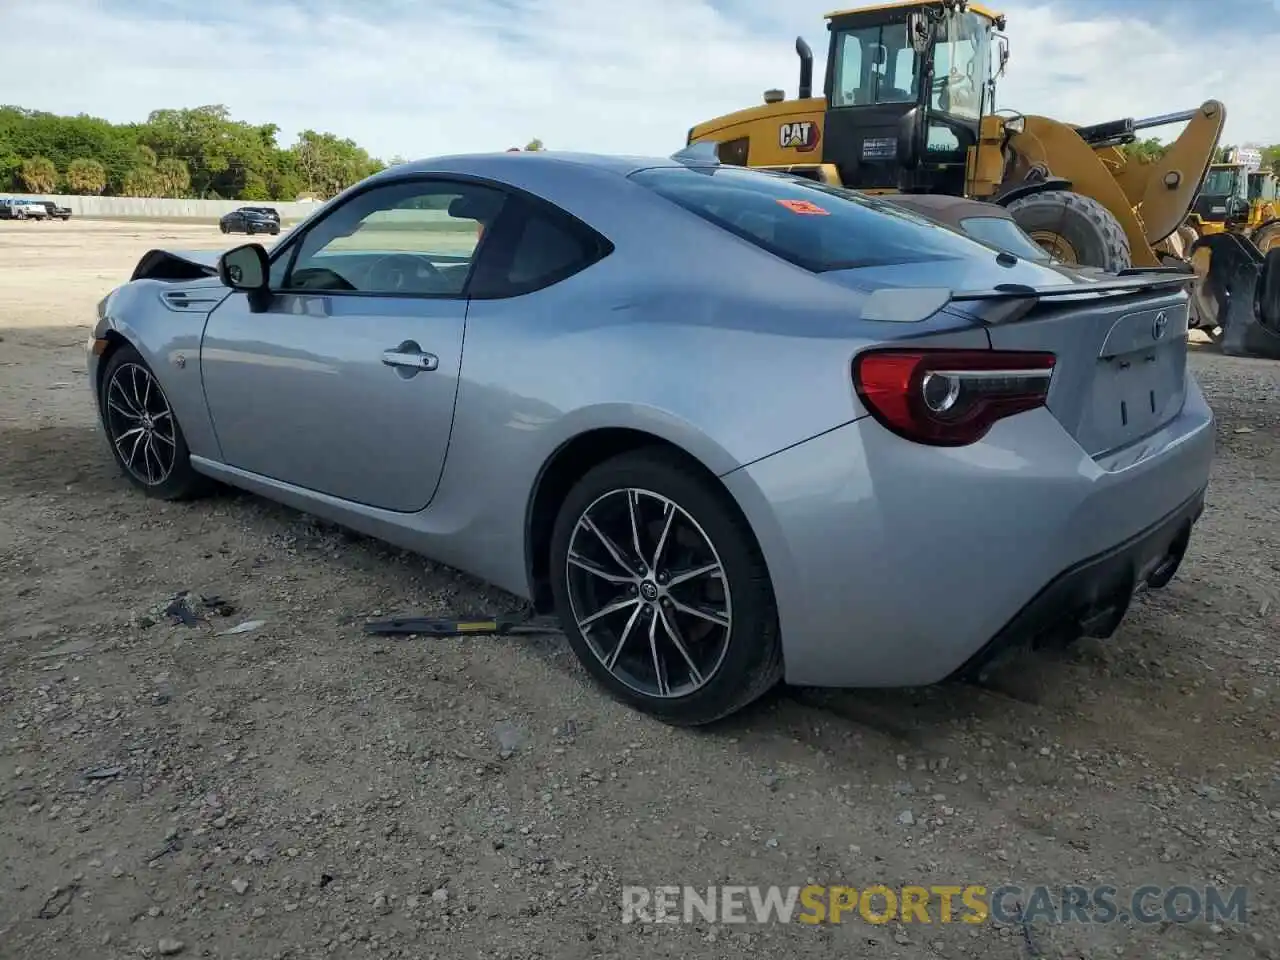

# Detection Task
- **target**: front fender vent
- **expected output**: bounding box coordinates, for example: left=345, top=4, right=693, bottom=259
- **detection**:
left=160, top=290, right=223, bottom=313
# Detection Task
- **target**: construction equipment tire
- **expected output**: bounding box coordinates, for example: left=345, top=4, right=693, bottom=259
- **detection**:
left=1251, top=222, right=1280, bottom=256
left=1006, top=190, right=1131, bottom=272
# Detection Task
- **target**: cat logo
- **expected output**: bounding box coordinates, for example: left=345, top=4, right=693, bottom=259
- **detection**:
left=779, top=121, right=821, bottom=153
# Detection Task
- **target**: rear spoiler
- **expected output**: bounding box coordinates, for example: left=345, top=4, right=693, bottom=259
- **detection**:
left=949, top=272, right=1194, bottom=302
left=862, top=271, right=1193, bottom=324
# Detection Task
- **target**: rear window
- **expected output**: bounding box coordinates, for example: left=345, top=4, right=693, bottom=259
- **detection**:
left=958, top=216, right=1051, bottom=263
left=628, top=165, right=997, bottom=272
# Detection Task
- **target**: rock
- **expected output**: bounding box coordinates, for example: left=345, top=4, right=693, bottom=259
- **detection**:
left=245, top=846, right=271, bottom=864
left=231, top=878, right=249, bottom=895
left=493, top=721, right=526, bottom=759
left=157, top=937, right=185, bottom=955
left=897, top=810, right=915, bottom=826
left=431, top=888, right=449, bottom=904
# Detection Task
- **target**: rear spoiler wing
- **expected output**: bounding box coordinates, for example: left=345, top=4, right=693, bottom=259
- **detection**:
left=862, top=271, right=1194, bottom=324
left=950, top=271, right=1194, bottom=302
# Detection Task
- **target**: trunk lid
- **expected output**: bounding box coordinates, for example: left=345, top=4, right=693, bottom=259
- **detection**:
left=961, top=289, right=1191, bottom=457
left=825, top=252, right=1194, bottom=457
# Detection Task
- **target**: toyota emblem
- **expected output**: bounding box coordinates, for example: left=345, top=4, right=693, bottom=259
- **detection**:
left=1152, top=310, right=1168, bottom=340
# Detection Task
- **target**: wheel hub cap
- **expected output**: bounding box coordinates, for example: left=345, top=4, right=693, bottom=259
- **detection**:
left=639, top=580, right=659, bottom=602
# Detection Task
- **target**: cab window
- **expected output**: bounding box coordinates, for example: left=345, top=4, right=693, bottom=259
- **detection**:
left=929, top=12, right=991, bottom=120
left=832, top=24, right=919, bottom=108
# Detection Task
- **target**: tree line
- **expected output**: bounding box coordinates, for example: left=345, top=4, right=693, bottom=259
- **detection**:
left=0, top=104, right=546, bottom=201
left=1121, top=137, right=1280, bottom=172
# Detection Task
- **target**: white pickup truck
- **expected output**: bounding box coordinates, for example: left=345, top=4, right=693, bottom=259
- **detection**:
left=0, top=198, right=51, bottom=220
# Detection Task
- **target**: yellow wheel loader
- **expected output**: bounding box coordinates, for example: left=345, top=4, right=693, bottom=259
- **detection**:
left=684, top=0, right=1280, bottom=357
left=1182, top=162, right=1280, bottom=254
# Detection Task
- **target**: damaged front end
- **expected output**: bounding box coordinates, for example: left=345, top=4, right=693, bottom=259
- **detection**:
left=130, top=248, right=222, bottom=282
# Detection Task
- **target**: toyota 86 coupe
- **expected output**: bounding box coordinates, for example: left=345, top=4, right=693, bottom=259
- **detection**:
left=88, top=147, right=1227, bottom=725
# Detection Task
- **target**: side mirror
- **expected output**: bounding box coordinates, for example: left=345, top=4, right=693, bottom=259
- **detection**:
left=218, top=243, right=269, bottom=291
left=906, top=12, right=932, bottom=53
left=1259, top=247, right=1280, bottom=331
left=897, top=107, right=924, bottom=170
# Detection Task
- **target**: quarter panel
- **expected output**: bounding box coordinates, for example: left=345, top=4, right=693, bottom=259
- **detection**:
left=722, top=381, right=1214, bottom=688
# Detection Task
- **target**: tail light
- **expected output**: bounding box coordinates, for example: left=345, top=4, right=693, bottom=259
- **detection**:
left=852, top=348, right=1056, bottom=446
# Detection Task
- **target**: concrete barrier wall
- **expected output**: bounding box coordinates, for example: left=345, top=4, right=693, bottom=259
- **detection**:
left=2, top=192, right=326, bottom=222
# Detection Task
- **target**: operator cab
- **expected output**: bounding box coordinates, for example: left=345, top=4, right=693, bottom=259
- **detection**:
left=1196, top=163, right=1250, bottom=225
left=1248, top=169, right=1278, bottom=204
left=822, top=0, right=1006, bottom=193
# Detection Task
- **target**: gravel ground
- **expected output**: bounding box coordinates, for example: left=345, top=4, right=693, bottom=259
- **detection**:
left=1, top=220, right=1278, bottom=960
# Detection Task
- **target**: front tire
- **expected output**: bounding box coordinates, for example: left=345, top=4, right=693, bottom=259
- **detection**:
left=1006, top=190, right=1131, bottom=272
left=99, top=345, right=211, bottom=500
left=549, top=448, right=782, bottom=726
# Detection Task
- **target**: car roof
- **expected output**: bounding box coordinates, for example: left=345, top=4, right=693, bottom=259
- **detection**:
left=388, top=151, right=692, bottom=179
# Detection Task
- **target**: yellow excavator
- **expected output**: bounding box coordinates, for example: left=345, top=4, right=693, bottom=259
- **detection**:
left=684, top=0, right=1280, bottom=357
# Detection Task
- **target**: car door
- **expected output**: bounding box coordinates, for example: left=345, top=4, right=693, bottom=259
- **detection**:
left=199, top=176, right=509, bottom=512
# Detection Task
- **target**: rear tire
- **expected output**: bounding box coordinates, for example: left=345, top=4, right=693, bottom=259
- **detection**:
left=548, top=448, right=783, bottom=726
left=99, top=345, right=212, bottom=501
left=1006, top=190, right=1131, bottom=272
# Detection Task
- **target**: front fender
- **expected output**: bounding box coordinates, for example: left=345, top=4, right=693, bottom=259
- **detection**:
left=993, top=175, right=1073, bottom=207
left=97, top=279, right=225, bottom=459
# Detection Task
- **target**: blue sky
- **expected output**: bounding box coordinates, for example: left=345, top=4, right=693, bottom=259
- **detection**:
left=1, top=0, right=1276, bottom=159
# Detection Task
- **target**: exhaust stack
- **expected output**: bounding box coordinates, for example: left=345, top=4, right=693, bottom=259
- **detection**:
left=796, top=37, right=813, bottom=99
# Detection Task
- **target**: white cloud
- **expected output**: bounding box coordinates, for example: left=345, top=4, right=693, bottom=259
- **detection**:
left=0, top=0, right=1276, bottom=160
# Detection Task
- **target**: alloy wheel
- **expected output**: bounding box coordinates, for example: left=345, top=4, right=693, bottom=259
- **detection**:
left=104, top=362, right=177, bottom=486
left=564, top=487, right=732, bottom=698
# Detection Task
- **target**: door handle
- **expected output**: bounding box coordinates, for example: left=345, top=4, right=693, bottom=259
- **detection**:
left=381, top=342, right=439, bottom=372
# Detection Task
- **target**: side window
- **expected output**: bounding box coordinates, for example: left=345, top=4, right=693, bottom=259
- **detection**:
left=281, top=179, right=507, bottom=296
left=469, top=199, right=611, bottom=299
left=833, top=32, right=865, bottom=106
left=716, top=138, right=750, bottom=166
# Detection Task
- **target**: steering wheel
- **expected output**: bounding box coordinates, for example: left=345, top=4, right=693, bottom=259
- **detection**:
left=366, top=253, right=444, bottom=293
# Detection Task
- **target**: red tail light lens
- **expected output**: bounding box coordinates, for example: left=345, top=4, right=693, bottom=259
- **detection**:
left=852, top=348, right=1056, bottom=446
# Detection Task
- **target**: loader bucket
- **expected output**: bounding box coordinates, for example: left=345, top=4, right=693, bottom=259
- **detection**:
left=1193, top=232, right=1280, bottom=359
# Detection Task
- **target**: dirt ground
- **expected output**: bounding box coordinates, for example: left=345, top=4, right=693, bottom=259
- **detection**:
left=1, top=220, right=1278, bottom=960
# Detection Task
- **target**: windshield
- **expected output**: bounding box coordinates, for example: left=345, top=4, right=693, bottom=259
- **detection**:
left=831, top=22, right=919, bottom=107
left=1202, top=167, right=1245, bottom=198
left=630, top=165, right=1005, bottom=272
left=929, top=12, right=992, bottom=120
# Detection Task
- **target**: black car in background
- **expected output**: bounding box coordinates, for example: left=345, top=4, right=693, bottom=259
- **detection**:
left=219, top=206, right=281, bottom=236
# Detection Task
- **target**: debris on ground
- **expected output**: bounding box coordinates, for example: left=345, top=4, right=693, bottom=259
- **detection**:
left=128, top=590, right=238, bottom=629
left=218, top=619, right=265, bottom=636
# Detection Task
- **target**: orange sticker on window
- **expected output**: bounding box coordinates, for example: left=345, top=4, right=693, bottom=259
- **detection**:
left=776, top=198, right=830, bottom=215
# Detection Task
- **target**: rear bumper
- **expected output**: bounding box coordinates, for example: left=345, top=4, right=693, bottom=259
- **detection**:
left=948, top=485, right=1204, bottom=681
left=721, top=372, right=1215, bottom=688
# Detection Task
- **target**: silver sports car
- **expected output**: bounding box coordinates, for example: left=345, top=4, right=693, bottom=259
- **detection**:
left=89, top=148, right=1220, bottom=725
